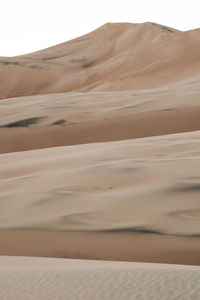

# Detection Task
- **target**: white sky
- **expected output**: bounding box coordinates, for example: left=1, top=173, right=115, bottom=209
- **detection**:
left=1, top=0, right=200, bottom=57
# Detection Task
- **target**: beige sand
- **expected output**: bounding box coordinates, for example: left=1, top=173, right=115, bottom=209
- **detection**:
left=1, top=131, right=200, bottom=264
left=0, top=256, right=200, bottom=300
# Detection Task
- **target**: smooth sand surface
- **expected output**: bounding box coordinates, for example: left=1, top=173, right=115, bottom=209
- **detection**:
left=1, top=131, right=200, bottom=264
left=0, top=256, right=200, bottom=300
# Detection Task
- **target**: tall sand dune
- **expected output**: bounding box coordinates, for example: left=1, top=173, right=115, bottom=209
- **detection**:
left=1, top=22, right=200, bottom=100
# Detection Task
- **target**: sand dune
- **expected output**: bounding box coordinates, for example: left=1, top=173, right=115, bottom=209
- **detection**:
left=1, top=21, right=200, bottom=298
left=1, top=131, right=200, bottom=264
left=0, top=256, right=200, bottom=300
left=1, top=22, right=200, bottom=100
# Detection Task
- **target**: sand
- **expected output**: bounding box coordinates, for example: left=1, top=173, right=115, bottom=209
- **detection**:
left=0, top=256, right=200, bottom=300
left=1, top=22, right=200, bottom=298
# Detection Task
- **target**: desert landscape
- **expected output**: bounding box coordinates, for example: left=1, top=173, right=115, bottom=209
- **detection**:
left=1, top=22, right=200, bottom=299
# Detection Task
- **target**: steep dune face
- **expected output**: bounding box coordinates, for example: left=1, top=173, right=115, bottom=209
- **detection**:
left=1, top=22, right=200, bottom=99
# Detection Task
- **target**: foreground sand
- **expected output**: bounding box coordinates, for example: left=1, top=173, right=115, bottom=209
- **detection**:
left=0, top=256, right=200, bottom=300
left=1, top=130, right=200, bottom=264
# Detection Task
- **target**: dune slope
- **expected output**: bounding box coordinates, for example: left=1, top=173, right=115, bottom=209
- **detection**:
left=1, top=131, right=200, bottom=264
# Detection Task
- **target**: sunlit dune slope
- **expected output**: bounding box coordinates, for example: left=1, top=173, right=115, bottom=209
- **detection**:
left=1, top=131, right=200, bottom=265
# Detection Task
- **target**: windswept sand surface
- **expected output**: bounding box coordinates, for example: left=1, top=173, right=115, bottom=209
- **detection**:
left=0, top=256, right=200, bottom=300
left=1, top=22, right=200, bottom=298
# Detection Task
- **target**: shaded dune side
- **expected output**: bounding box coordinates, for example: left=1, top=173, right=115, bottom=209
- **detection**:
left=0, top=117, right=46, bottom=128
left=0, top=230, right=200, bottom=266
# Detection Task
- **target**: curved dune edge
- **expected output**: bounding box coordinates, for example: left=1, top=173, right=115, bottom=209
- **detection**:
left=0, top=256, right=200, bottom=300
